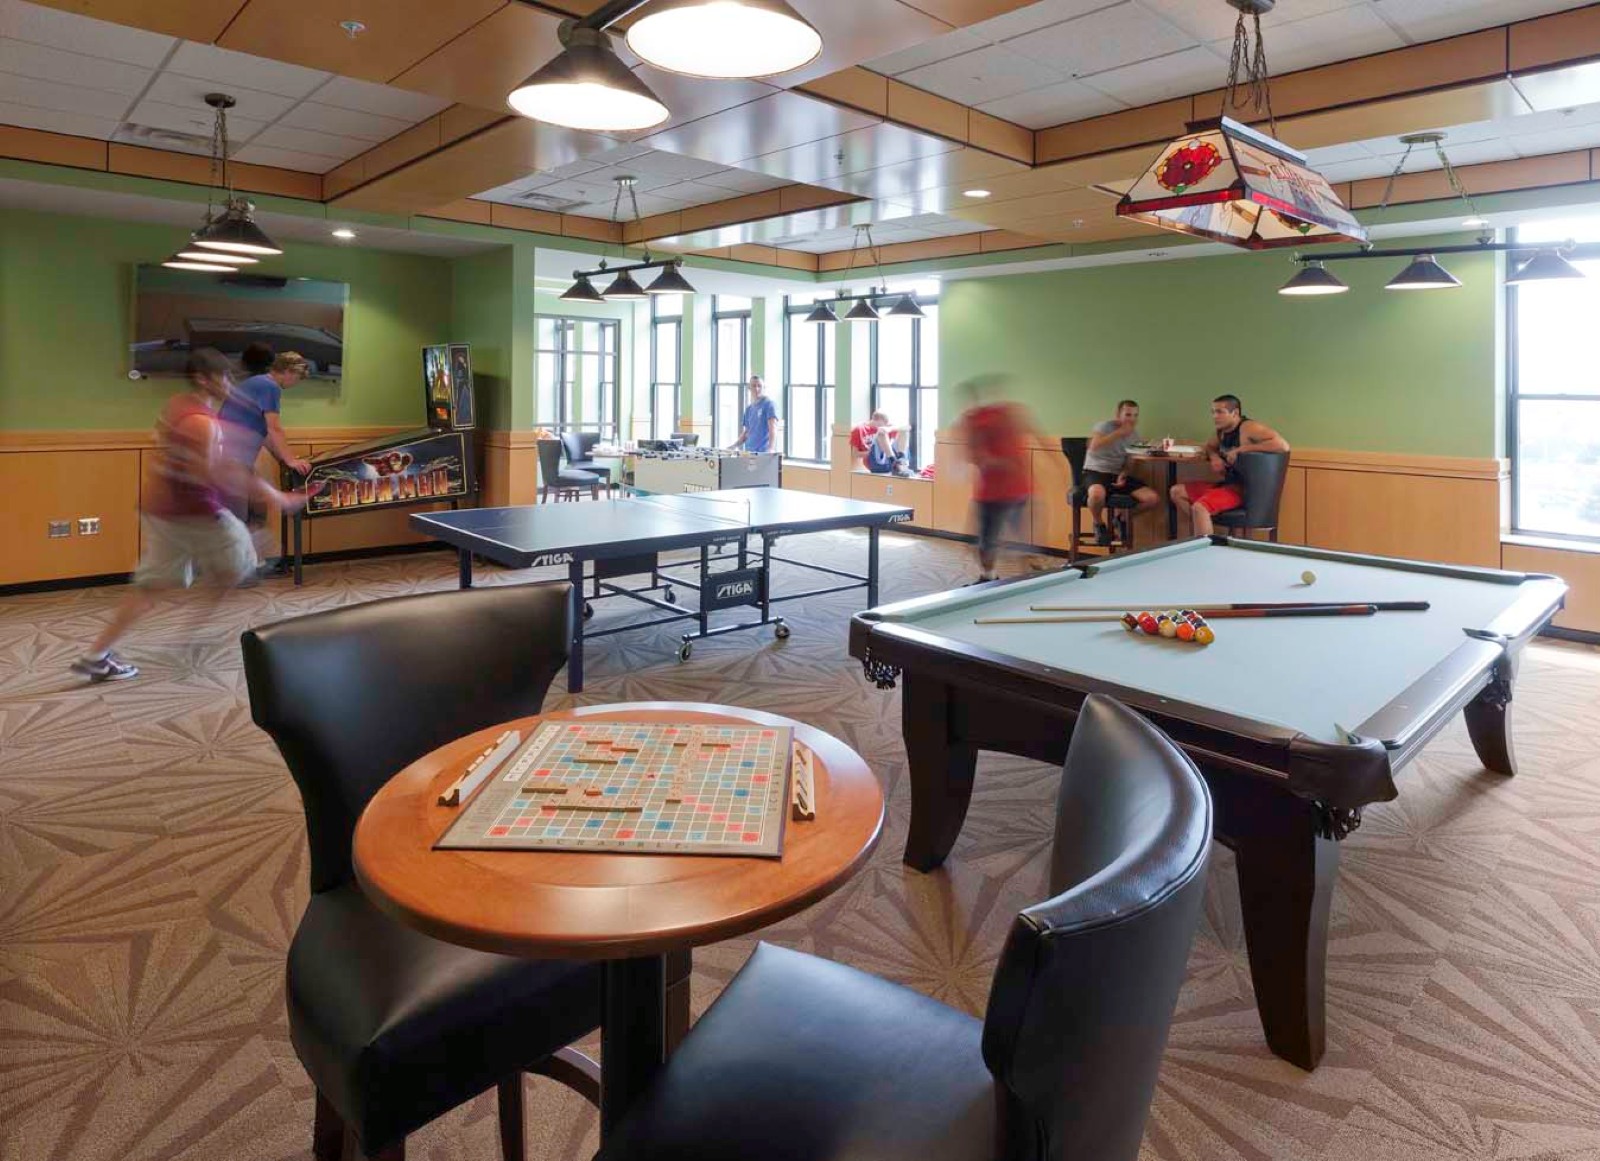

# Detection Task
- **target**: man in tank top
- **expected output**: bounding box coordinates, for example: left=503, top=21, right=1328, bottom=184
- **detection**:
left=1170, top=394, right=1289, bottom=537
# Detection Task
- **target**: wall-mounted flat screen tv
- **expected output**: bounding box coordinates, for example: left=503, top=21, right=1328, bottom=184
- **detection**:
left=130, top=266, right=347, bottom=380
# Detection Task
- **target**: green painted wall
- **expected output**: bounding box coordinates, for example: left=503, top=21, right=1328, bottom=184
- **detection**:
left=0, top=207, right=454, bottom=431
left=940, top=238, right=1502, bottom=457
left=451, top=247, right=516, bottom=431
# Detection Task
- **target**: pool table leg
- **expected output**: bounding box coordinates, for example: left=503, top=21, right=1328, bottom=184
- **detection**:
left=1463, top=655, right=1518, bottom=777
left=1233, top=797, right=1338, bottom=1071
left=901, top=674, right=980, bottom=871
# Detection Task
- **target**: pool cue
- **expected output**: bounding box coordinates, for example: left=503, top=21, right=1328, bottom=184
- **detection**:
left=976, top=604, right=1380, bottom=625
left=1028, top=600, right=1430, bottom=612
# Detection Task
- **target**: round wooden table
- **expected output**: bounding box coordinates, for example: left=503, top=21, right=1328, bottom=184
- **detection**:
left=353, top=701, right=884, bottom=1136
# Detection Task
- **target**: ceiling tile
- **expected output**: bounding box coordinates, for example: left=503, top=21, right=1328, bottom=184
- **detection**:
left=123, top=97, right=266, bottom=143
left=0, top=97, right=118, bottom=138
left=976, top=78, right=1124, bottom=129
left=1218, top=5, right=1404, bottom=74
left=166, top=41, right=330, bottom=99
left=1509, top=124, right=1600, bottom=158
left=694, top=167, right=789, bottom=194
left=970, top=0, right=1128, bottom=43
left=1080, top=45, right=1227, bottom=106
left=280, top=101, right=412, bottom=143
left=252, top=123, right=367, bottom=160
left=0, top=37, right=152, bottom=95
left=0, top=70, right=132, bottom=118
left=898, top=44, right=1066, bottom=106
left=645, top=91, right=878, bottom=168
left=619, top=149, right=730, bottom=182
left=867, top=29, right=986, bottom=77
left=141, top=72, right=296, bottom=122
left=1371, top=0, right=1591, bottom=45
left=1142, top=0, right=1366, bottom=43
left=1312, top=156, right=1390, bottom=182
left=311, top=75, right=449, bottom=122
left=654, top=178, right=756, bottom=206
left=1006, top=2, right=1196, bottom=78
left=1304, top=140, right=1377, bottom=165
left=232, top=142, right=343, bottom=173
left=0, top=0, right=177, bottom=67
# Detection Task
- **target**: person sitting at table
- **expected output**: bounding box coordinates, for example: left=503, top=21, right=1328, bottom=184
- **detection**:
left=1170, top=394, right=1290, bottom=537
left=1083, top=398, right=1161, bottom=546
left=851, top=410, right=913, bottom=477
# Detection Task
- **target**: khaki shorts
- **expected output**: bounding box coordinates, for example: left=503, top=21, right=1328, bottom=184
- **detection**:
left=135, top=512, right=257, bottom=589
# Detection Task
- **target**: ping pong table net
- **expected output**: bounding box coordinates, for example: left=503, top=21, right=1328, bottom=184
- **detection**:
left=632, top=491, right=755, bottom=528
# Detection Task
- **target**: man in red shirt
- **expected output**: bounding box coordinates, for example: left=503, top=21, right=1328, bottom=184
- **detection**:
left=955, top=375, right=1041, bottom=582
left=71, top=349, right=315, bottom=683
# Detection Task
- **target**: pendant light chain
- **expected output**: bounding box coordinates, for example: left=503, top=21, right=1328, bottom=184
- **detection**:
left=1223, top=7, right=1276, bottom=137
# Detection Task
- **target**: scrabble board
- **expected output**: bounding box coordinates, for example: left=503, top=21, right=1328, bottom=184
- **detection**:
left=436, top=720, right=794, bottom=857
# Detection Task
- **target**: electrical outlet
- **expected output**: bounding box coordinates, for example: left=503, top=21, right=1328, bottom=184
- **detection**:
left=48, top=521, right=71, bottom=539
left=77, top=517, right=101, bottom=536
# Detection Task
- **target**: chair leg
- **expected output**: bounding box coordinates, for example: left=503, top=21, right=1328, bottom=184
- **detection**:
left=528, top=1045, right=602, bottom=1108
left=498, top=1076, right=526, bottom=1161
left=1068, top=499, right=1082, bottom=563
left=313, top=1091, right=344, bottom=1161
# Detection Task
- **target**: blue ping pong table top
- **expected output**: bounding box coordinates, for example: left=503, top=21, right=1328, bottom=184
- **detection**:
left=411, top=489, right=914, bottom=567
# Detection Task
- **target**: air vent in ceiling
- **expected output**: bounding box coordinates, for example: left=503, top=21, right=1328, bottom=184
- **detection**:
left=517, top=190, right=587, bottom=212
left=117, top=123, right=214, bottom=153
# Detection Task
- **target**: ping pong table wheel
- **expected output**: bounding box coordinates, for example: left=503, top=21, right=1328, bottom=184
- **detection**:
left=663, top=588, right=677, bottom=604
left=583, top=602, right=594, bottom=620
left=678, top=641, right=693, bottom=662
left=774, top=622, right=791, bottom=641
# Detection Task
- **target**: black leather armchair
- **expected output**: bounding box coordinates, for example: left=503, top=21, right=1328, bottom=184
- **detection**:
left=595, top=694, right=1212, bottom=1161
left=1062, top=436, right=1139, bottom=561
left=242, top=583, right=602, bottom=1161
left=1211, top=449, right=1290, bottom=540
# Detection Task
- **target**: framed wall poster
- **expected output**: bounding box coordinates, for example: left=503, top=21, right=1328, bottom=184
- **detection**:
left=449, top=343, right=475, bottom=430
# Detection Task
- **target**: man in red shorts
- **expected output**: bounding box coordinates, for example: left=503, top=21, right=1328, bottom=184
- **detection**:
left=1171, top=394, right=1289, bottom=537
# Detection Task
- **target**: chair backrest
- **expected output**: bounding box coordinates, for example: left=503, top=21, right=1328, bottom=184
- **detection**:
left=981, top=695, right=1212, bottom=1161
left=537, top=438, right=563, bottom=482
left=242, top=583, right=571, bottom=894
left=671, top=431, right=700, bottom=447
left=577, top=431, right=602, bottom=459
left=1060, top=437, right=1088, bottom=490
left=1226, top=450, right=1290, bottom=529
left=560, top=430, right=585, bottom=465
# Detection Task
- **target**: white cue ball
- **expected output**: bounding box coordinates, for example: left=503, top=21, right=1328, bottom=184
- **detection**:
left=1301, top=569, right=1317, bottom=585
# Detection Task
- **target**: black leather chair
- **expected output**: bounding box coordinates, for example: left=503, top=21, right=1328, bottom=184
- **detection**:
left=595, top=695, right=1212, bottom=1161
left=539, top=438, right=599, bottom=502
left=1062, top=436, right=1139, bottom=562
left=669, top=431, right=700, bottom=447
left=561, top=430, right=613, bottom=493
left=1211, top=450, right=1290, bottom=541
left=242, top=584, right=603, bottom=1161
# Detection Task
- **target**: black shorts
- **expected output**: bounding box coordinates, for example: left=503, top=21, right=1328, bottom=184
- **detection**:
left=1080, top=469, right=1139, bottom=496
left=976, top=500, right=1025, bottom=556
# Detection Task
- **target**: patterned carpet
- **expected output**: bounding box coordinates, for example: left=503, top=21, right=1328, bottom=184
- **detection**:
left=2, top=528, right=1599, bottom=1161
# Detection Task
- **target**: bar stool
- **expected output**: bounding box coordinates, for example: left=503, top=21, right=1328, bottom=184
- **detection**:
left=1061, top=437, right=1138, bottom=562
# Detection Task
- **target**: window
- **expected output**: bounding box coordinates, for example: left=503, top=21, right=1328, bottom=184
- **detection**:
left=535, top=316, right=620, bottom=434
left=711, top=295, right=751, bottom=446
left=783, top=295, right=835, bottom=462
left=650, top=296, right=682, bottom=441
left=1509, top=218, right=1600, bottom=541
left=869, top=289, right=939, bottom=469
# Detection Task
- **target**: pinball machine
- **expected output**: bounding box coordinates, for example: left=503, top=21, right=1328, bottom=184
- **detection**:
left=282, top=343, right=478, bottom=584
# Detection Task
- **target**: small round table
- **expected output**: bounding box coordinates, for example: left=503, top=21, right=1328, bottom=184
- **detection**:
left=353, top=701, right=884, bottom=1137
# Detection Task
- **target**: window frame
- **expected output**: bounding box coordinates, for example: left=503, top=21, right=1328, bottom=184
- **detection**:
left=782, top=295, right=833, bottom=464
left=868, top=295, right=939, bottom=470
left=1505, top=230, right=1600, bottom=543
left=649, top=297, right=682, bottom=442
left=710, top=295, right=751, bottom=448
left=534, top=314, right=621, bottom=436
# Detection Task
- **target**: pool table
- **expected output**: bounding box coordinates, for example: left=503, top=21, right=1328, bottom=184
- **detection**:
left=849, top=536, right=1565, bottom=1070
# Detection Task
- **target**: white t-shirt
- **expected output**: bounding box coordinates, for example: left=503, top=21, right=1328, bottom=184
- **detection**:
left=1084, top=419, right=1140, bottom=474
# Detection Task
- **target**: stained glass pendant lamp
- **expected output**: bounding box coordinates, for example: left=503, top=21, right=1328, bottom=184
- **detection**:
left=1117, top=0, right=1365, bottom=250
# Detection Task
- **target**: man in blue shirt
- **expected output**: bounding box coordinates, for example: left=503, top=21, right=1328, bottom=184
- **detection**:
left=218, top=346, right=311, bottom=523
left=735, top=375, right=778, bottom=454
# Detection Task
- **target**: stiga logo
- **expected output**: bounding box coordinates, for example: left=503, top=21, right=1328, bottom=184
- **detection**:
left=704, top=566, right=764, bottom=610
left=528, top=552, right=575, bottom=567
left=888, top=513, right=913, bottom=523
left=716, top=578, right=757, bottom=601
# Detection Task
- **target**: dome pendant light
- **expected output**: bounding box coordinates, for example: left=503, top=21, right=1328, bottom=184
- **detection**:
left=1278, top=260, right=1347, bottom=296
left=887, top=294, right=925, bottom=318
left=161, top=255, right=240, bottom=273
left=508, top=23, right=669, bottom=132
left=804, top=300, right=839, bottom=324
left=844, top=297, right=881, bottom=323
left=626, top=0, right=823, bottom=80
left=1507, top=250, right=1585, bottom=285
left=645, top=263, right=696, bottom=295
left=174, top=244, right=257, bottom=266
left=560, top=275, right=606, bottom=303
left=602, top=269, right=649, bottom=300
left=1385, top=254, right=1460, bottom=291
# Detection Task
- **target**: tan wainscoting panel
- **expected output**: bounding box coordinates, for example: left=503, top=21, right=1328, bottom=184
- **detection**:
left=1501, top=542, right=1600, bottom=634
left=829, top=432, right=854, bottom=497
left=1, top=449, right=141, bottom=584
left=481, top=430, right=542, bottom=508
left=1278, top=465, right=1308, bottom=545
left=780, top=465, right=832, bottom=496
left=1029, top=447, right=1073, bottom=551
left=1302, top=467, right=1501, bottom=567
left=849, top=471, right=931, bottom=527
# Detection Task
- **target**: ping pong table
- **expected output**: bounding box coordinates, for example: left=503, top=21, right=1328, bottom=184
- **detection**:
left=411, top=489, right=914, bottom=691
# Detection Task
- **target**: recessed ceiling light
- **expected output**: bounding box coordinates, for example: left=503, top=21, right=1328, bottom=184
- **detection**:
left=340, top=20, right=366, bottom=38
left=963, top=189, right=991, bottom=198
left=331, top=227, right=357, bottom=240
